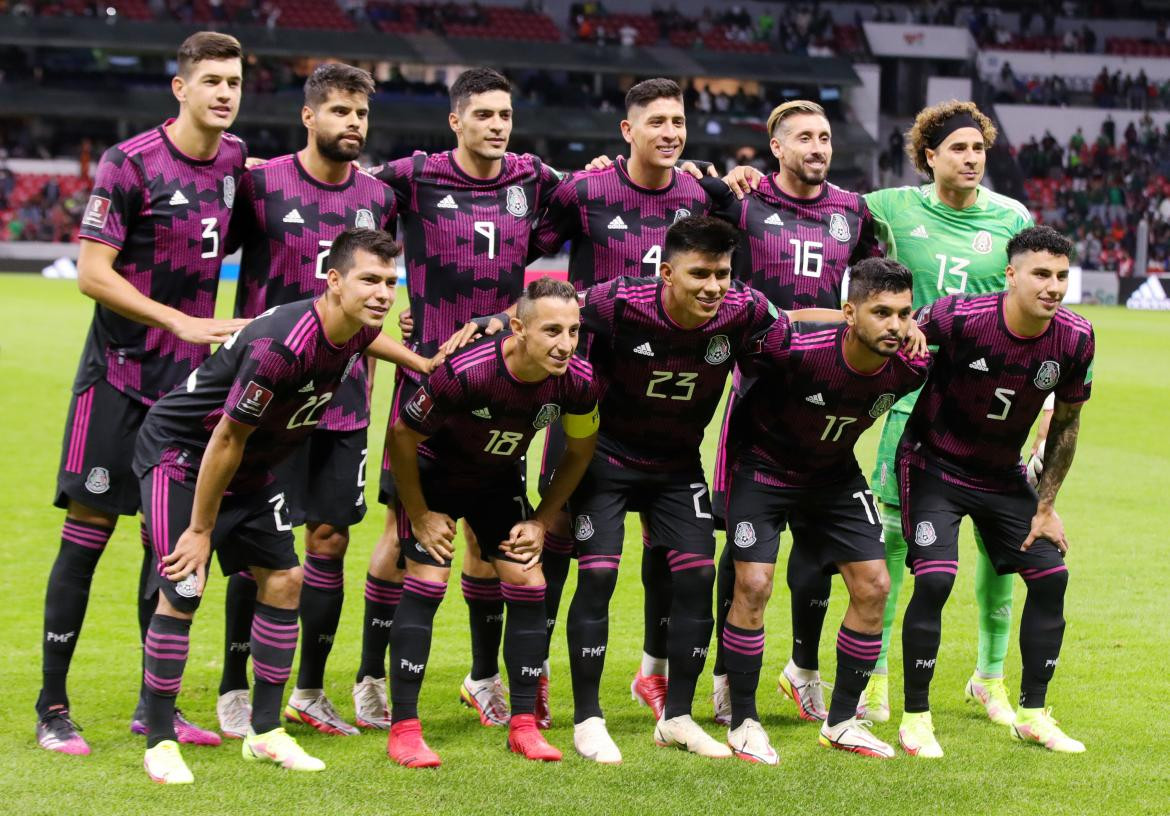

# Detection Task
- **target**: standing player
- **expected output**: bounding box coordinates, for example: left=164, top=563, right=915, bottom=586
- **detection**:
left=702, top=99, right=880, bottom=725
left=384, top=278, right=599, bottom=767
left=719, top=258, right=928, bottom=764
left=859, top=101, right=1036, bottom=725
left=364, top=69, right=563, bottom=731
left=530, top=77, right=714, bottom=723
left=216, top=63, right=398, bottom=739
left=896, top=226, right=1092, bottom=757
left=36, top=31, right=247, bottom=755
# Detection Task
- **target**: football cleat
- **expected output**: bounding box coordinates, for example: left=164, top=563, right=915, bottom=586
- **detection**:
left=284, top=690, right=360, bottom=736
left=819, top=717, right=895, bottom=758
left=899, top=711, right=944, bottom=758
left=965, top=674, right=1016, bottom=726
left=1011, top=707, right=1085, bottom=753
left=631, top=670, right=668, bottom=721
left=242, top=727, right=325, bottom=771
left=353, top=675, right=391, bottom=730
left=654, top=714, right=732, bottom=759
left=507, top=713, right=562, bottom=761
left=460, top=673, right=510, bottom=726
left=711, top=673, right=731, bottom=726
left=36, top=708, right=90, bottom=756
left=727, top=718, right=779, bottom=765
left=857, top=672, right=890, bottom=722
left=131, top=708, right=222, bottom=746
left=217, top=690, right=252, bottom=739
left=777, top=662, right=829, bottom=722
left=535, top=675, right=552, bottom=730
left=573, top=717, right=622, bottom=764
left=387, top=718, right=441, bottom=768
left=143, top=740, right=194, bottom=784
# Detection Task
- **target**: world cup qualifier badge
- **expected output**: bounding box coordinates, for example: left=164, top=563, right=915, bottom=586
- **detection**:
left=915, top=521, right=937, bottom=546
left=828, top=212, right=851, bottom=242
left=705, top=335, right=731, bottom=364
left=1034, top=361, right=1061, bottom=390
left=733, top=521, right=756, bottom=548
left=574, top=515, right=594, bottom=541
left=506, top=185, right=528, bottom=217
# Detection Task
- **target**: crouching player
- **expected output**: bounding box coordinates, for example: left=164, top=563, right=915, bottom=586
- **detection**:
left=384, top=277, right=599, bottom=767
left=133, top=229, right=432, bottom=783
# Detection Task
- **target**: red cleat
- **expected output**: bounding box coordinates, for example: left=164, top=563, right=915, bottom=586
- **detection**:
left=508, top=714, right=562, bottom=761
left=387, top=719, right=441, bottom=768
left=535, top=676, right=552, bottom=730
left=631, top=670, right=668, bottom=720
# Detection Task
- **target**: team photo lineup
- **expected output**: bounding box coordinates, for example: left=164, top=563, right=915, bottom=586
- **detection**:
left=29, top=28, right=1102, bottom=788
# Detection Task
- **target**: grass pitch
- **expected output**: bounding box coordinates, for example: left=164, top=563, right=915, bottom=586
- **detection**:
left=0, top=275, right=1167, bottom=815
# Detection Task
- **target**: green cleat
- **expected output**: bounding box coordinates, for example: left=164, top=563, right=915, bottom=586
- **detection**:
left=242, top=727, right=326, bottom=771
left=898, top=711, right=943, bottom=758
left=144, top=740, right=194, bottom=785
left=857, top=673, right=890, bottom=723
left=1011, top=707, right=1085, bottom=753
left=965, top=674, right=1015, bottom=726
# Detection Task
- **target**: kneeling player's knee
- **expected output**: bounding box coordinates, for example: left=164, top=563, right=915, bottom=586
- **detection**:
left=307, top=523, right=349, bottom=558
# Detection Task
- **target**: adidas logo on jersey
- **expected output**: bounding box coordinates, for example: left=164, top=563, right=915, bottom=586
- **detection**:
left=168, top=190, right=189, bottom=206
left=472, top=407, right=492, bottom=419
left=1126, top=276, right=1170, bottom=310
left=283, top=209, right=304, bottom=224
left=437, top=195, right=458, bottom=210
left=910, top=224, right=929, bottom=239
left=633, top=342, right=654, bottom=356
left=764, top=213, right=784, bottom=226
left=969, top=358, right=989, bottom=372
left=608, top=216, right=628, bottom=230
left=805, top=393, right=826, bottom=406
left=299, top=380, right=315, bottom=393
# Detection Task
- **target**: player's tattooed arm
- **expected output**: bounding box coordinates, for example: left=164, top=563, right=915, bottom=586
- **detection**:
left=440, top=306, right=517, bottom=356
left=386, top=420, right=457, bottom=562
left=366, top=333, right=442, bottom=374
left=1023, top=399, right=1082, bottom=553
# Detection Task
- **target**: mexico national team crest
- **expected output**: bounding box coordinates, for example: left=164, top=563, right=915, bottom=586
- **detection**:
left=869, top=393, right=896, bottom=419
left=85, top=466, right=110, bottom=494
left=828, top=212, right=851, bottom=242
left=175, top=573, right=199, bottom=598
left=506, top=185, right=528, bottom=218
left=1034, top=360, right=1061, bottom=390
left=574, top=515, right=594, bottom=541
left=705, top=335, right=731, bottom=365
left=533, top=403, right=561, bottom=429
left=355, top=208, right=375, bottom=230
left=972, top=230, right=993, bottom=254
left=223, top=175, right=235, bottom=208
left=915, top=521, right=936, bottom=546
left=733, top=522, right=756, bottom=548
left=673, top=208, right=691, bottom=223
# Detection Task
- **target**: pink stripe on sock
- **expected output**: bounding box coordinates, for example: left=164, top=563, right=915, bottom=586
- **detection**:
left=501, top=583, right=546, bottom=602
left=1020, top=565, right=1068, bottom=581
left=914, top=565, right=958, bottom=577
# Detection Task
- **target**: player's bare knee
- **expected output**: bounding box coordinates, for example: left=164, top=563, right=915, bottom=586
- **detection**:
left=734, top=566, right=773, bottom=611
left=66, top=500, right=117, bottom=529
left=156, top=592, right=195, bottom=621
left=258, top=566, right=303, bottom=608
left=306, top=522, right=349, bottom=559
left=495, top=559, right=544, bottom=588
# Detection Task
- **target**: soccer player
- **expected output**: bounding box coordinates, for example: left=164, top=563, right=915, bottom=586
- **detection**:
left=895, top=226, right=1092, bottom=757
left=36, top=31, right=247, bottom=755
left=859, top=101, right=1037, bottom=725
left=364, top=68, right=562, bottom=730
left=720, top=258, right=928, bottom=764
left=384, top=278, right=599, bottom=767
left=702, top=99, right=881, bottom=726
left=217, top=63, right=398, bottom=738
left=134, top=229, right=433, bottom=783
left=530, top=77, right=714, bottom=722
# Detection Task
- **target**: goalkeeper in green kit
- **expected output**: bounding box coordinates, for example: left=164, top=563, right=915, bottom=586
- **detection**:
left=853, top=101, right=1039, bottom=726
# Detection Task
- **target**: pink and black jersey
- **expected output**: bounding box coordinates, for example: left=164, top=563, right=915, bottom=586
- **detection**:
left=134, top=299, right=379, bottom=493
left=532, top=158, right=712, bottom=289
left=399, top=334, right=598, bottom=489
left=76, top=120, right=247, bottom=404
left=581, top=276, right=776, bottom=471
left=904, top=292, right=1095, bottom=490
left=702, top=175, right=879, bottom=309
left=230, top=153, right=398, bottom=431
left=370, top=151, right=560, bottom=368
left=734, top=318, right=930, bottom=487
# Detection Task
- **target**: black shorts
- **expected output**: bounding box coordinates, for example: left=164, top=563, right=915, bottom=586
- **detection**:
left=398, top=457, right=533, bottom=569
left=140, top=462, right=299, bottom=614
left=569, top=452, right=716, bottom=562
left=897, top=453, right=1065, bottom=576
left=725, top=466, right=884, bottom=570
left=55, top=379, right=147, bottom=516
left=378, top=370, right=420, bottom=506
left=273, top=427, right=369, bottom=528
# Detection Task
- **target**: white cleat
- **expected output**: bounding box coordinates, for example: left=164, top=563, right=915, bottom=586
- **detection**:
left=1011, top=707, right=1086, bottom=753
left=144, top=740, right=194, bottom=785
left=819, top=717, right=895, bottom=758
left=777, top=660, right=829, bottom=722
left=217, top=689, right=252, bottom=740
left=727, top=718, right=779, bottom=765
left=573, top=716, right=622, bottom=765
left=353, top=675, right=391, bottom=730
left=284, top=689, right=360, bottom=736
left=459, top=673, right=510, bottom=726
left=711, top=674, right=731, bottom=726
left=654, top=714, right=732, bottom=759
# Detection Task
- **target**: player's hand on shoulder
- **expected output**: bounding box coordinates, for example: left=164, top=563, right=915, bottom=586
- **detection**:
left=902, top=319, right=928, bottom=359
left=162, top=529, right=211, bottom=595
left=678, top=161, right=717, bottom=180
left=585, top=155, right=613, bottom=171
left=244, top=156, right=268, bottom=169
left=502, top=520, right=546, bottom=571
left=169, top=314, right=250, bottom=345
left=415, top=511, right=457, bottom=562
left=398, top=309, right=414, bottom=341
left=723, top=165, right=764, bottom=199
left=424, top=350, right=446, bottom=375
left=1023, top=504, right=1067, bottom=554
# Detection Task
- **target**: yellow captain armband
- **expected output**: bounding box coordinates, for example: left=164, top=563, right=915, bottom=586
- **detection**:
left=562, top=405, right=600, bottom=439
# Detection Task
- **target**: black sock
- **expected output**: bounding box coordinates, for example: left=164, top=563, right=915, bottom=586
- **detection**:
left=143, top=613, right=190, bottom=747
left=135, top=523, right=154, bottom=712
left=357, top=574, right=402, bottom=681
left=39, top=520, right=112, bottom=715
left=296, top=553, right=344, bottom=690
left=462, top=575, right=503, bottom=681
left=788, top=542, right=831, bottom=671
left=219, top=572, right=257, bottom=695
left=541, top=534, right=573, bottom=658
left=390, top=576, right=446, bottom=723
left=642, top=541, right=671, bottom=661
left=901, top=562, right=957, bottom=713
left=567, top=557, right=620, bottom=723
left=1018, top=566, right=1068, bottom=709
left=829, top=626, right=882, bottom=726
left=722, top=622, right=764, bottom=729
left=712, top=543, right=734, bottom=676
left=663, top=553, right=715, bottom=720
left=250, top=602, right=298, bottom=734
left=501, top=583, right=547, bottom=715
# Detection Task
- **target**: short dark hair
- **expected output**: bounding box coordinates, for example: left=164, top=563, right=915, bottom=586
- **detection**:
left=847, top=257, right=914, bottom=303
left=450, top=67, right=511, bottom=113
left=516, top=276, right=578, bottom=323
left=176, top=31, right=242, bottom=78
left=625, top=78, right=683, bottom=113
left=304, top=63, right=375, bottom=109
left=664, top=215, right=739, bottom=262
left=326, top=228, right=400, bottom=275
left=1007, top=225, right=1074, bottom=262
